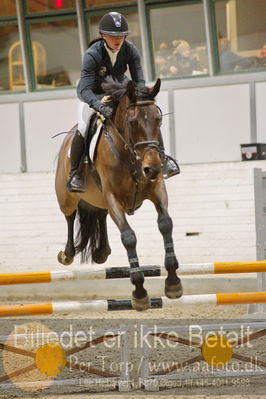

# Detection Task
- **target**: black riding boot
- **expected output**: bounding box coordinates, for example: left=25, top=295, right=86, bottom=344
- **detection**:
left=67, top=130, right=85, bottom=193
left=158, top=131, right=180, bottom=179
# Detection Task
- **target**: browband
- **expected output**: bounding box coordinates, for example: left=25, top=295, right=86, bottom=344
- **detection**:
left=127, top=100, right=155, bottom=108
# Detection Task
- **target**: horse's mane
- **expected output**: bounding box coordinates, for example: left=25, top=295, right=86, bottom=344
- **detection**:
left=101, top=77, right=128, bottom=102
left=101, top=77, right=155, bottom=102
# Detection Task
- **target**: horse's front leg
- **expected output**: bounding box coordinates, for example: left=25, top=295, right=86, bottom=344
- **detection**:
left=106, top=194, right=150, bottom=311
left=158, top=210, right=183, bottom=298
left=152, top=184, right=183, bottom=299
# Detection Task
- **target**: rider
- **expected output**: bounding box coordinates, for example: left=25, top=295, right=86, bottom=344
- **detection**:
left=68, top=11, right=180, bottom=193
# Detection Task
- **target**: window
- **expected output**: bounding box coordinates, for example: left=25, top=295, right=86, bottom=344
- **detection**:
left=27, top=0, right=75, bottom=14
left=214, top=0, right=266, bottom=73
left=0, top=1, right=21, bottom=93
left=149, top=3, right=208, bottom=79
left=0, top=15, right=24, bottom=92
left=0, top=0, right=16, bottom=16
left=86, top=0, right=134, bottom=5
left=2, top=0, right=266, bottom=96
left=28, top=18, right=80, bottom=88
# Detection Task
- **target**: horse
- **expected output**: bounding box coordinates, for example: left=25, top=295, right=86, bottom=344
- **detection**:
left=55, top=78, right=183, bottom=311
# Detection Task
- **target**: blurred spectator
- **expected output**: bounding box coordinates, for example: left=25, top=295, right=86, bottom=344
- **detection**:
left=172, top=39, right=179, bottom=47
left=155, top=53, right=171, bottom=78
left=256, top=42, right=266, bottom=68
left=171, top=40, right=200, bottom=76
left=155, top=39, right=207, bottom=78
left=219, top=37, right=252, bottom=72
left=155, top=41, right=178, bottom=78
left=156, top=42, right=170, bottom=58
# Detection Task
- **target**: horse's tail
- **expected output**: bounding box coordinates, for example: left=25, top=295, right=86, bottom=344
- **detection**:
left=75, top=200, right=107, bottom=263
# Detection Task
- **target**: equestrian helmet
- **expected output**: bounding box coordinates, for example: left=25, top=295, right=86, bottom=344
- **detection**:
left=99, top=12, right=129, bottom=36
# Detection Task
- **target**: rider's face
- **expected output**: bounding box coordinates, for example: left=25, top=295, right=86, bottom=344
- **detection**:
left=101, top=34, right=125, bottom=52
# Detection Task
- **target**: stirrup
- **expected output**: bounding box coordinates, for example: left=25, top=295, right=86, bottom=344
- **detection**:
left=67, top=171, right=85, bottom=193
left=163, top=155, right=180, bottom=180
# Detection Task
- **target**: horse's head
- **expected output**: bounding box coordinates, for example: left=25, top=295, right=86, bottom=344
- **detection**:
left=101, top=77, right=163, bottom=182
left=124, top=78, right=163, bottom=181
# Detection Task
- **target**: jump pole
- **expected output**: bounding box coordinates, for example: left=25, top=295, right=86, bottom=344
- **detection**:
left=1, top=292, right=266, bottom=317
left=1, top=261, right=266, bottom=286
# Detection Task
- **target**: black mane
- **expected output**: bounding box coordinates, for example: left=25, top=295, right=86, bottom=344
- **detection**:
left=101, top=77, right=155, bottom=102
left=101, top=77, right=128, bottom=102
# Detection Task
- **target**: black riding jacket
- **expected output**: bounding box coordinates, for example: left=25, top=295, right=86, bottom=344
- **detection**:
left=77, top=39, right=145, bottom=109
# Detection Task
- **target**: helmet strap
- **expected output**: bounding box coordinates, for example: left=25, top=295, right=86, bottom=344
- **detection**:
left=100, top=34, right=112, bottom=51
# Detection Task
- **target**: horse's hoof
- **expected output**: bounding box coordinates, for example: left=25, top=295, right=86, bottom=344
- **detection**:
left=92, top=248, right=111, bottom=264
left=57, top=251, right=74, bottom=266
left=131, top=293, right=151, bottom=311
left=165, top=281, right=183, bottom=299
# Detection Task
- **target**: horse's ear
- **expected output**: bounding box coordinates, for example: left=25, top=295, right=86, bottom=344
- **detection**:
left=149, top=78, right=161, bottom=98
left=126, top=80, right=136, bottom=103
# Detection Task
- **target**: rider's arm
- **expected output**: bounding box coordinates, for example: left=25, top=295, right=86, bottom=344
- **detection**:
left=77, top=52, right=103, bottom=109
left=128, top=43, right=146, bottom=87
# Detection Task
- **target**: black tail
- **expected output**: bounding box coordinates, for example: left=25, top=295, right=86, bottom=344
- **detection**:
left=75, top=200, right=108, bottom=263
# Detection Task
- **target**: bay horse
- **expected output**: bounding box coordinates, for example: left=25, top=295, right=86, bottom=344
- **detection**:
left=55, top=78, right=183, bottom=311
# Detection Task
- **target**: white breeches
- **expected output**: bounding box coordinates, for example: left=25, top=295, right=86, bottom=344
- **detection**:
left=77, top=101, right=95, bottom=137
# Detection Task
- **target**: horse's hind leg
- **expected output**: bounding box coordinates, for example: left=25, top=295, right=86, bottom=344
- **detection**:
left=58, top=211, right=76, bottom=265
left=92, top=211, right=111, bottom=264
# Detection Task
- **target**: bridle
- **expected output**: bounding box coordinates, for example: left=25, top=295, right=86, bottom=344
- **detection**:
left=102, top=98, right=163, bottom=214
left=103, top=99, right=163, bottom=175
left=126, top=100, right=162, bottom=158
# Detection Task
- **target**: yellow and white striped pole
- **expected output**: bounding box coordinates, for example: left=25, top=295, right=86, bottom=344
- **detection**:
left=1, top=292, right=266, bottom=317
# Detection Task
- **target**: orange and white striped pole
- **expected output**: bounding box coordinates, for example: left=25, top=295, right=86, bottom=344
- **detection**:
left=190, top=261, right=266, bottom=274
left=0, top=266, right=159, bottom=285
left=1, top=292, right=266, bottom=317
left=0, top=261, right=266, bottom=286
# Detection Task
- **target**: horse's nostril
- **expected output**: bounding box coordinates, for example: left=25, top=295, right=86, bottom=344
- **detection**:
left=143, top=167, right=152, bottom=176
left=143, top=166, right=161, bottom=180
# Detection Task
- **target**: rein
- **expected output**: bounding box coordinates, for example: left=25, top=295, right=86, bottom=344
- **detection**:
left=102, top=121, right=141, bottom=183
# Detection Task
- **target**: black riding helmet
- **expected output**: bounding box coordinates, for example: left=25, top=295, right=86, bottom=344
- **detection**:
left=99, top=12, right=129, bottom=36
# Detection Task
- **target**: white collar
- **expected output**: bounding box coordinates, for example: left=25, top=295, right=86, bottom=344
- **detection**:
left=104, top=43, right=119, bottom=66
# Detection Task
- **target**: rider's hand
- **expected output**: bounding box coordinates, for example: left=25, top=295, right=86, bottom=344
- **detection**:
left=101, top=95, right=112, bottom=104
left=98, top=105, right=113, bottom=119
